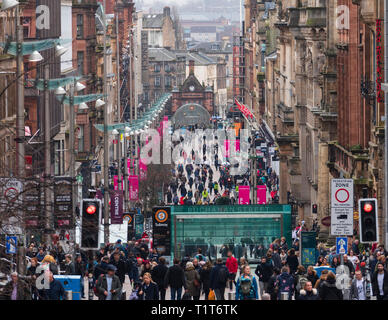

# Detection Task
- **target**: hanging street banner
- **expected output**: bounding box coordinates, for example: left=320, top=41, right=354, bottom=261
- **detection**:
left=24, top=180, right=42, bottom=229
left=331, top=179, right=354, bottom=236
left=129, top=175, right=139, bottom=201
left=238, top=186, right=250, bottom=205
left=152, top=207, right=171, bottom=256
left=257, top=185, right=267, bottom=204
left=113, top=175, right=123, bottom=191
left=110, top=190, right=123, bottom=224
left=53, top=177, right=73, bottom=229
left=139, top=159, right=147, bottom=181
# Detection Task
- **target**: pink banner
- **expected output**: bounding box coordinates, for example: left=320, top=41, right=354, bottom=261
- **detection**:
left=238, top=186, right=250, bottom=205
left=224, top=140, right=230, bottom=157
left=128, top=175, right=139, bottom=201
left=113, top=175, right=123, bottom=191
left=235, top=140, right=240, bottom=152
left=139, top=159, right=147, bottom=181
left=257, top=185, right=267, bottom=204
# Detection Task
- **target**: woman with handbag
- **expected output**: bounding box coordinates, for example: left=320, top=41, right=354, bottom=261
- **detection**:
left=184, top=261, right=201, bottom=300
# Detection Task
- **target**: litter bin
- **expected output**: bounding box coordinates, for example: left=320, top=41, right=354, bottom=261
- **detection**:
left=65, top=290, right=72, bottom=300
left=228, top=292, right=235, bottom=300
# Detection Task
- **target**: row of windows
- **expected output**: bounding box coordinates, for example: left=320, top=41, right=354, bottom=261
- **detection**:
left=154, top=76, right=173, bottom=87
left=154, top=63, right=172, bottom=73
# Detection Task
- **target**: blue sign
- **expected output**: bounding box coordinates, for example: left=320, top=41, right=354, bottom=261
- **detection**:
left=336, top=237, right=348, bottom=255
left=6, top=236, right=17, bottom=254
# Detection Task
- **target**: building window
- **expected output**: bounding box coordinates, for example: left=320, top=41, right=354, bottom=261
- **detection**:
left=165, top=76, right=171, bottom=87
left=165, top=64, right=170, bottom=72
left=154, top=64, right=161, bottom=73
left=78, top=125, right=84, bottom=152
left=76, top=14, right=84, bottom=39
left=77, top=51, right=84, bottom=76
left=155, top=76, right=161, bottom=87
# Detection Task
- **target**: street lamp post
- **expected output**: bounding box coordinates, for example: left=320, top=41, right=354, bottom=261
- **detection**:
left=102, top=0, right=110, bottom=244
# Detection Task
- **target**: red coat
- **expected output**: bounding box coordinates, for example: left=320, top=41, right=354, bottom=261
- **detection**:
left=226, top=256, right=238, bottom=273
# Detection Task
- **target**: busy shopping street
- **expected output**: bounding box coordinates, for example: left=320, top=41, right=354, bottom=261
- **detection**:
left=1, top=0, right=388, bottom=309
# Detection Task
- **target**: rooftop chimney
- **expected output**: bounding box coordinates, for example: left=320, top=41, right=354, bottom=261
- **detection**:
left=163, top=6, right=171, bottom=18
left=189, top=60, right=195, bottom=75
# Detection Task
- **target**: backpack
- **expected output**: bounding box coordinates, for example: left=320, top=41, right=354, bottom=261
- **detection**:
left=217, top=267, right=228, bottom=284
left=296, top=274, right=308, bottom=292
left=240, top=277, right=252, bottom=296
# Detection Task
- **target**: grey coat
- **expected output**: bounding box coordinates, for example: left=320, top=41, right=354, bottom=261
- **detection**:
left=349, top=278, right=368, bottom=300
left=185, top=267, right=201, bottom=297
left=96, top=274, right=122, bottom=300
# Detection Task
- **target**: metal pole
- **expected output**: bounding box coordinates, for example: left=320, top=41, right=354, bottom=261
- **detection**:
left=103, top=0, right=110, bottom=244
left=15, top=5, right=25, bottom=275
left=116, top=8, right=122, bottom=191
left=44, top=65, right=52, bottom=245
left=16, top=5, right=25, bottom=178
left=129, top=33, right=133, bottom=209
left=384, top=0, right=388, bottom=247
left=69, top=81, right=76, bottom=249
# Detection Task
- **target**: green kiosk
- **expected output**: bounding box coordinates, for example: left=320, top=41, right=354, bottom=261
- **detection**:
left=168, top=204, right=292, bottom=261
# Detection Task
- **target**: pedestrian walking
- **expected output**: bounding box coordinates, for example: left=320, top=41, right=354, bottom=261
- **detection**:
left=42, top=271, right=65, bottom=300
left=319, top=271, right=343, bottom=300
left=2, top=272, right=31, bottom=300
left=95, top=265, right=122, bottom=300
left=255, top=256, right=273, bottom=296
left=138, top=272, right=159, bottom=300
left=199, top=261, right=213, bottom=300
left=297, top=281, right=319, bottom=300
left=164, top=258, right=187, bottom=300
left=226, top=251, right=238, bottom=290
left=209, top=258, right=229, bottom=300
left=350, top=270, right=369, bottom=300
left=275, top=266, right=294, bottom=300
left=235, top=265, right=259, bottom=300
left=371, top=262, right=388, bottom=300
left=151, top=257, right=168, bottom=300
left=184, top=262, right=201, bottom=300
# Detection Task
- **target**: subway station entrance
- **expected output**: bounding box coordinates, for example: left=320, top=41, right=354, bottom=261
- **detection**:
left=170, top=204, right=291, bottom=261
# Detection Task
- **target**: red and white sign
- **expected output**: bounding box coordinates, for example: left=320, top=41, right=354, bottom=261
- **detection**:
left=331, top=179, right=354, bottom=236
left=235, top=98, right=253, bottom=119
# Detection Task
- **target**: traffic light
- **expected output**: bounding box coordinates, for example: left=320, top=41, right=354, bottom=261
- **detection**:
left=359, top=198, right=378, bottom=243
left=81, top=199, right=101, bottom=249
left=312, top=204, right=318, bottom=214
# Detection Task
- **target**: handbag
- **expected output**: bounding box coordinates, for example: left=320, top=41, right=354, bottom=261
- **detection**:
left=194, top=279, right=201, bottom=288
left=208, top=289, right=216, bottom=300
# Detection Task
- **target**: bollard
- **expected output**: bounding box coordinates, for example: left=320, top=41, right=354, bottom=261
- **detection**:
left=65, top=290, right=72, bottom=300
left=228, top=291, right=235, bottom=300
left=280, top=292, right=289, bottom=300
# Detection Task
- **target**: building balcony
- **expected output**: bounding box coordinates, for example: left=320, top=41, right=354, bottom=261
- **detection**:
left=287, top=7, right=326, bottom=28
left=328, top=142, right=370, bottom=183
left=277, top=102, right=294, bottom=124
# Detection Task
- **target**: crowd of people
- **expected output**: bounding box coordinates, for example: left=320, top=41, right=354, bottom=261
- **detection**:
left=163, top=131, right=279, bottom=206
left=2, top=232, right=388, bottom=300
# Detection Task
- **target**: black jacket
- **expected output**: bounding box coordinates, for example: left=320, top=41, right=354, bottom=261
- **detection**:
left=297, top=289, right=320, bottom=300
left=151, top=263, right=168, bottom=288
left=164, top=265, right=186, bottom=289
left=255, top=261, right=273, bottom=283
left=139, top=282, right=159, bottom=300
left=111, top=258, right=128, bottom=284
left=199, top=267, right=212, bottom=291
left=286, top=255, right=299, bottom=274
left=64, top=262, right=75, bottom=275
left=320, top=279, right=343, bottom=300
left=307, top=273, right=319, bottom=287
left=372, top=270, right=388, bottom=297
left=42, top=279, right=65, bottom=300
left=74, top=261, right=86, bottom=277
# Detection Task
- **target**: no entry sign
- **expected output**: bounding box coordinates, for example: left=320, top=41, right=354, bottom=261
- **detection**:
left=331, top=179, right=354, bottom=236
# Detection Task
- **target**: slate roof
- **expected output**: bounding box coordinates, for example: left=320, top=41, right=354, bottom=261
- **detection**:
left=143, top=14, right=165, bottom=29
left=148, top=47, right=178, bottom=62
